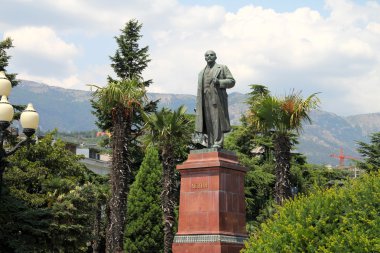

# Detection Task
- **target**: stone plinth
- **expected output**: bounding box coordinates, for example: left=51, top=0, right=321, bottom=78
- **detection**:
left=172, top=148, right=248, bottom=253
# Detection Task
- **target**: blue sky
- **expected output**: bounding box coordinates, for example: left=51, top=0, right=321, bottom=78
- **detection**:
left=1, top=0, right=380, bottom=116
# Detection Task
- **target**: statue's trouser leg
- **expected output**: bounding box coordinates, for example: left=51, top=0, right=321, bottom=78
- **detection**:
left=204, top=93, right=214, bottom=147
left=212, top=107, right=223, bottom=148
left=204, top=92, right=223, bottom=148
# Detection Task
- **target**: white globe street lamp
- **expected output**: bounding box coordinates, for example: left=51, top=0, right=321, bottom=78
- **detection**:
left=0, top=71, right=12, bottom=97
left=20, top=103, right=39, bottom=137
left=0, top=72, right=40, bottom=197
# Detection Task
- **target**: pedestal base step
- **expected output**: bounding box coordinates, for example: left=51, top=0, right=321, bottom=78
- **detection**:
left=174, top=234, right=247, bottom=244
left=172, top=234, right=247, bottom=253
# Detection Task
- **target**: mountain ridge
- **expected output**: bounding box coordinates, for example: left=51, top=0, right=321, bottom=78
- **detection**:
left=10, top=80, right=380, bottom=165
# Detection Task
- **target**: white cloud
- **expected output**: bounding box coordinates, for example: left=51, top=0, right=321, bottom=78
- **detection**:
left=2, top=0, right=380, bottom=115
left=145, top=0, right=380, bottom=115
left=3, top=26, right=81, bottom=88
left=4, top=26, right=78, bottom=61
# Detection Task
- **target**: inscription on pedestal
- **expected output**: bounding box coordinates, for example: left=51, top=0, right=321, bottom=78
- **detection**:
left=191, top=182, right=208, bottom=189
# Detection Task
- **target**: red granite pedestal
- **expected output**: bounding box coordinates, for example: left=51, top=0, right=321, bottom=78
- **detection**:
left=172, top=148, right=248, bottom=253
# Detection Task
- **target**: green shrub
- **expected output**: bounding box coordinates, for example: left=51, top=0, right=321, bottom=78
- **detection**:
left=124, top=146, right=164, bottom=253
left=243, top=172, right=380, bottom=253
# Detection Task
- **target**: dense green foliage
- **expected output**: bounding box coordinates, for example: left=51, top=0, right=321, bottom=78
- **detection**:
left=124, top=146, right=164, bottom=253
left=109, top=20, right=151, bottom=84
left=242, top=172, right=380, bottom=253
left=0, top=133, right=108, bottom=252
left=357, top=132, right=380, bottom=172
left=143, top=106, right=193, bottom=162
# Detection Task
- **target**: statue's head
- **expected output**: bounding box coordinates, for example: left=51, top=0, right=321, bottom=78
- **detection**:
left=204, top=50, right=217, bottom=65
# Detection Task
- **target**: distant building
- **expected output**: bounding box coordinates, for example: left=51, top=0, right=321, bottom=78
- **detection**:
left=63, top=142, right=111, bottom=175
left=76, top=146, right=101, bottom=160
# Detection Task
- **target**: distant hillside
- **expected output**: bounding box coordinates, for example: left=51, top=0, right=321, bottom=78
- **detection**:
left=12, top=81, right=96, bottom=132
left=10, top=80, right=380, bottom=165
left=346, top=113, right=380, bottom=136
left=299, top=111, right=365, bottom=164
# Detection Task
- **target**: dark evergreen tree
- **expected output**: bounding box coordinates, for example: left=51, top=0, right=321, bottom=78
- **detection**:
left=356, top=132, right=380, bottom=172
left=124, top=146, right=164, bottom=253
left=109, top=20, right=151, bottom=84
left=0, top=132, right=108, bottom=252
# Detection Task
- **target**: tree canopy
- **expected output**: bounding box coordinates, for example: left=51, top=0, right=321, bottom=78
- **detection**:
left=242, top=172, right=380, bottom=253
left=0, top=132, right=108, bottom=252
left=356, top=132, right=380, bottom=172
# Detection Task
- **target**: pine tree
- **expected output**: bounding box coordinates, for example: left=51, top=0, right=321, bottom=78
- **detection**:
left=109, top=20, right=152, bottom=84
left=124, top=146, right=164, bottom=253
left=0, top=37, right=18, bottom=85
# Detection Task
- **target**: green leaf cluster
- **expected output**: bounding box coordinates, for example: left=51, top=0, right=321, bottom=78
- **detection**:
left=247, top=89, right=319, bottom=135
left=0, top=132, right=108, bottom=252
left=242, top=172, right=380, bottom=253
left=143, top=105, right=193, bottom=160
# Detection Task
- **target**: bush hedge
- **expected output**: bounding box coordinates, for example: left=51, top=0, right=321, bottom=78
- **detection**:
left=243, top=172, right=380, bottom=253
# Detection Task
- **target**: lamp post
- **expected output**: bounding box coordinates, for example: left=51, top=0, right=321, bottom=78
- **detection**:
left=0, top=71, right=39, bottom=197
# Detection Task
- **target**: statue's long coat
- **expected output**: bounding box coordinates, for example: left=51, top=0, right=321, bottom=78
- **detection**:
left=195, top=63, right=235, bottom=134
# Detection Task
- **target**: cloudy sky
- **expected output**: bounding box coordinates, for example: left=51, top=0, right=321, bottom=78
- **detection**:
left=1, top=0, right=380, bottom=116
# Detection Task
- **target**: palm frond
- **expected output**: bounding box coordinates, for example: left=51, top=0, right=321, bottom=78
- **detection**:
left=91, top=78, right=147, bottom=115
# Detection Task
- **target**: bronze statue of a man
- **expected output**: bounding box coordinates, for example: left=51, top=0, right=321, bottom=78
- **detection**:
left=195, top=50, right=235, bottom=148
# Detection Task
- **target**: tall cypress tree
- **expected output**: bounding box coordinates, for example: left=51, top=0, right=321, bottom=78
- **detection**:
left=124, top=146, right=164, bottom=253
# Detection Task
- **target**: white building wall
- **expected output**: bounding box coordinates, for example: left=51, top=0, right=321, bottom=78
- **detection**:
left=76, top=148, right=90, bottom=158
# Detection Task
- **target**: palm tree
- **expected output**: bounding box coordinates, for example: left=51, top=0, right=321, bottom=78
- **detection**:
left=248, top=91, right=319, bottom=205
left=143, top=106, right=193, bottom=253
left=91, top=78, right=146, bottom=253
